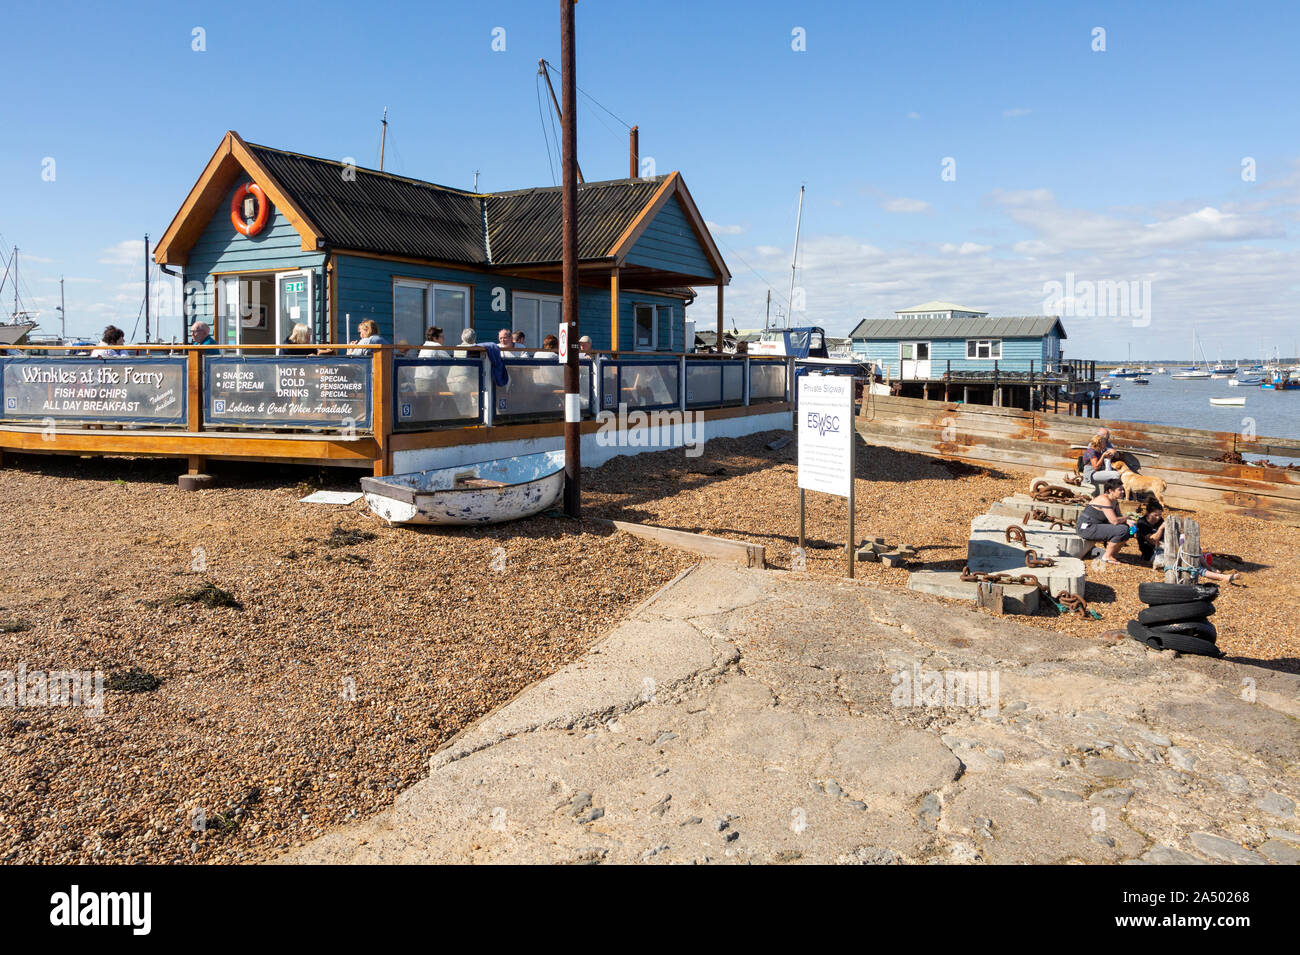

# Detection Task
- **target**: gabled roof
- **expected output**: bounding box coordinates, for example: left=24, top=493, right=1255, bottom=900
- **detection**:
left=154, top=131, right=729, bottom=283
left=849, top=316, right=1067, bottom=340
left=895, top=301, right=987, bottom=314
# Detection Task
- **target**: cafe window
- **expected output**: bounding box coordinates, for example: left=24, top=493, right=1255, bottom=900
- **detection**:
left=392, top=279, right=470, bottom=348
left=633, top=304, right=673, bottom=351
left=966, top=339, right=1002, bottom=360
left=513, top=292, right=561, bottom=349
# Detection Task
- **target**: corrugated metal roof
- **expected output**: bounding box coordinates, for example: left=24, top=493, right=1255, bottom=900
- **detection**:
left=487, top=178, right=665, bottom=265
left=246, top=143, right=670, bottom=268
left=848, top=316, right=1066, bottom=339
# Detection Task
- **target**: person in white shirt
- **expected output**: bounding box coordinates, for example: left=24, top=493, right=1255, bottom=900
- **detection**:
left=418, top=326, right=448, bottom=358
left=91, top=325, right=126, bottom=357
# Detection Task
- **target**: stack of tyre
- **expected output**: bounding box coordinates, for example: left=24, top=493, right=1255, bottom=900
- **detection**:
left=1127, top=583, right=1223, bottom=657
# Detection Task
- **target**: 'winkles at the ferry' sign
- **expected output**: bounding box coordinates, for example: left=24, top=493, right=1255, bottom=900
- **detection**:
left=0, top=357, right=187, bottom=425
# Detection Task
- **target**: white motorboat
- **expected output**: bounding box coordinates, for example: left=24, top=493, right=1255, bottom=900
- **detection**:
left=361, top=449, right=565, bottom=525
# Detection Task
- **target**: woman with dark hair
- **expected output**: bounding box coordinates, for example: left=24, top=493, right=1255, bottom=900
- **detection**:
left=91, top=325, right=126, bottom=358
left=1076, top=478, right=1135, bottom=566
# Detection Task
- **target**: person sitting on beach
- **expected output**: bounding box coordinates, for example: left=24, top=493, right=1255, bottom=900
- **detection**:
left=1081, top=429, right=1122, bottom=488
left=91, top=325, right=126, bottom=357
left=189, top=321, right=216, bottom=346
left=1076, top=478, right=1135, bottom=566
left=418, top=326, right=448, bottom=358
left=347, top=320, right=387, bottom=356
left=1133, top=502, right=1243, bottom=584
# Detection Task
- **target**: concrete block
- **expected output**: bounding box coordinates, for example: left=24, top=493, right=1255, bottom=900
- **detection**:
left=907, top=570, right=1041, bottom=614
left=966, top=554, right=1086, bottom=597
left=970, top=514, right=1090, bottom=558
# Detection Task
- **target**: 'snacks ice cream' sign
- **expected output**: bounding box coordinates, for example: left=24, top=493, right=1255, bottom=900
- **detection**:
left=205, top=356, right=371, bottom=429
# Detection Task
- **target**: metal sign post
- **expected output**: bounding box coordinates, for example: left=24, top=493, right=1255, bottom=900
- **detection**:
left=796, top=373, right=856, bottom=578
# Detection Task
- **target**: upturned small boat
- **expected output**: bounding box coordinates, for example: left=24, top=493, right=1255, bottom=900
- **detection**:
left=361, top=449, right=565, bottom=525
left=1209, top=397, right=1246, bottom=407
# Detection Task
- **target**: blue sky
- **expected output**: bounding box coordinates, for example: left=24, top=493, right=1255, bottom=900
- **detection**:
left=1, top=0, right=1297, bottom=359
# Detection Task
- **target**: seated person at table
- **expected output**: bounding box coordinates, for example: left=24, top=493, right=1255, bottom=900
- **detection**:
left=91, top=325, right=126, bottom=357
left=1081, top=429, right=1121, bottom=487
left=347, top=320, right=386, bottom=356
left=541, top=334, right=559, bottom=360
left=418, top=326, right=448, bottom=358
left=455, top=328, right=477, bottom=358
left=189, top=321, right=216, bottom=346
left=578, top=335, right=593, bottom=356
left=1075, top=478, right=1135, bottom=566
left=1134, top=502, right=1242, bottom=584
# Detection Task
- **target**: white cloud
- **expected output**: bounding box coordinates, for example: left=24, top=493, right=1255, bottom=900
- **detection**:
left=1003, top=107, right=1032, bottom=118
left=940, top=242, right=991, bottom=255
left=906, top=112, right=920, bottom=120
left=97, top=239, right=147, bottom=267
left=882, top=197, right=931, bottom=214
left=705, top=220, right=745, bottom=236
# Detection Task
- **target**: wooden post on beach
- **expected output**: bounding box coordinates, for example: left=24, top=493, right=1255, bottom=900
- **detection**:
left=1163, top=516, right=1203, bottom=584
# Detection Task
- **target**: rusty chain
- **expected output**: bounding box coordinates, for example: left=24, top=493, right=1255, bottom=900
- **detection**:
left=1022, top=508, right=1069, bottom=530
left=1005, top=525, right=1027, bottom=545
left=961, top=567, right=1094, bottom=617
left=1024, top=549, right=1056, bottom=568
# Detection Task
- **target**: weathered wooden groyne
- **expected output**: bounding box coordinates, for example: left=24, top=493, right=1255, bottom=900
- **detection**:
left=856, top=394, right=1300, bottom=524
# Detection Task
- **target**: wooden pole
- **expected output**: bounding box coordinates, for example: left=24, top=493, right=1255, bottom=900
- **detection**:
left=609, top=267, right=619, bottom=354
left=560, top=0, right=581, bottom=517
left=716, top=284, right=724, bottom=353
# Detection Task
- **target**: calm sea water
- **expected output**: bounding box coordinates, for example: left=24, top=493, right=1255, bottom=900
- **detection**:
left=1098, top=371, right=1300, bottom=450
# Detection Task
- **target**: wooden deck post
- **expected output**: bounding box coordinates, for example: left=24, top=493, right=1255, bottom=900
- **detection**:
left=609, top=267, right=620, bottom=355
left=186, top=347, right=205, bottom=474
left=716, top=284, right=724, bottom=354
left=371, top=346, right=391, bottom=477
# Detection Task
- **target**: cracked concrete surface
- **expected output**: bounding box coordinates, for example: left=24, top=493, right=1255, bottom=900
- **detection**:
left=279, top=563, right=1300, bottom=865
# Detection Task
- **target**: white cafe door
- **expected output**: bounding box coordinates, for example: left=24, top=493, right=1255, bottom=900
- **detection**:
left=900, top=341, right=931, bottom=379
left=276, top=270, right=313, bottom=345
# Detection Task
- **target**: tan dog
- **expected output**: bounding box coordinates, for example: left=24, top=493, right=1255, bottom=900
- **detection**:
left=1112, top=460, right=1168, bottom=510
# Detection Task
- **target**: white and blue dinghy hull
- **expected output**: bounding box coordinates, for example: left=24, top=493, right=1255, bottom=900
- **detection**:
left=361, top=450, right=566, bottom=526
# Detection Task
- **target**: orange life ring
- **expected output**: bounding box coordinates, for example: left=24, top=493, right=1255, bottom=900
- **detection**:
left=230, top=182, right=269, bottom=237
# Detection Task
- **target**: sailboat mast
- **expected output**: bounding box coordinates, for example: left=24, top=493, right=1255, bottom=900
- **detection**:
left=144, top=234, right=151, bottom=343
left=787, top=185, right=804, bottom=328
left=379, top=107, right=388, bottom=172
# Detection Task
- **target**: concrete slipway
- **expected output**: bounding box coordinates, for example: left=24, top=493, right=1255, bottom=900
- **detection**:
left=280, top=563, right=1300, bottom=865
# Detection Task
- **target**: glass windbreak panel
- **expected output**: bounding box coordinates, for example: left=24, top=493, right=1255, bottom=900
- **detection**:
left=495, top=360, right=564, bottom=419
left=619, top=362, right=678, bottom=410
left=433, top=287, right=467, bottom=342
left=278, top=274, right=310, bottom=337
left=600, top=363, right=618, bottom=411
left=393, top=284, right=427, bottom=349
left=393, top=358, right=481, bottom=427
left=686, top=363, right=722, bottom=407
left=722, top=363, right=743, bottom=402
left=751, top=362, right=786, bottom=400
left=579, top=362, right=591, bottom=414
